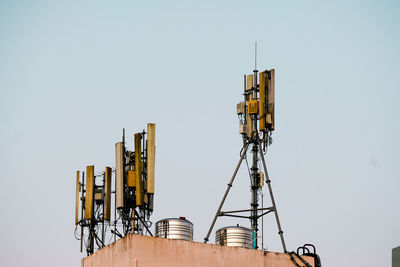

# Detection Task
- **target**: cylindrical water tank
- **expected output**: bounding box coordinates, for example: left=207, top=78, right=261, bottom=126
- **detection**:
left=155, top=217, right=193, bottom=241
left=215, top=226, right=253, bottom=248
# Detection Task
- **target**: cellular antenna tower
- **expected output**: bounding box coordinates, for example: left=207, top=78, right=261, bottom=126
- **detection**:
left=203, top=58, right=287, bottom=252
left=74, top=123, right=156, bottom=255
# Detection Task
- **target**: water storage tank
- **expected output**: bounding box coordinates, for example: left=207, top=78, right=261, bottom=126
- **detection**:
left=155, top=217, right=193, bottom=241
left=215, top=226, right=253, bottom=248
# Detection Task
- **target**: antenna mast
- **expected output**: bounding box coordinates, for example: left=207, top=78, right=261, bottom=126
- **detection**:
left=74, top=123, right=156, bottom=256
left=204, top=50, right=287, bottom=252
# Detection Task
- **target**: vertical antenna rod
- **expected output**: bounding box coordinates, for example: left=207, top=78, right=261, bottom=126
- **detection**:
left=255, top=42, right=257, bottom=70
left=122, top=128, right=125, bottom=146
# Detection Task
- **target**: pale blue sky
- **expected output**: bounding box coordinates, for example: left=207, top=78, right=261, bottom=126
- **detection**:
left=0, top=1, right=399, bottom=266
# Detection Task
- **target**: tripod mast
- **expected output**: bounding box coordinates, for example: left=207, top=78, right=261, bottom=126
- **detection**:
left=204, top=63, right=286, bottom=252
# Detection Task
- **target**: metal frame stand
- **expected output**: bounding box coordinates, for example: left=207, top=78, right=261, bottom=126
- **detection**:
left=203, top=136, right=287, bottom=252
left=203, top=109, right=287, bottom=252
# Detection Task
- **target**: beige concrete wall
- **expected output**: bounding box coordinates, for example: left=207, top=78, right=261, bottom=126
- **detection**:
left=82, top=234, right=314, bottom=267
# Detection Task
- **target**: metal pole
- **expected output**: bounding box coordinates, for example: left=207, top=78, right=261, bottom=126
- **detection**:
left=89, top=172, right=95, bottom=255
left=204, top=142, right=250, bottom=243
left=261, top=191, right=264, bottom=250
left=218, top=207, right=273, bottom=214
left=258, top=138, right=287, bottom=253
left=244, top=75, right=247, bottom=104
left=250, top=140, right=259, bottom=249
left=250, top=72, right=259, bottom=249
left=114, top=172, right=116, bottom=243
left=253, top=69, right=258, bottom=99
left=102, top=172, right=105, bottom=248
left=80, top=171, right=85, bottom=253
left=131, top=208, right=135, bottom=234
left=88, top=220, right=95, bottom=255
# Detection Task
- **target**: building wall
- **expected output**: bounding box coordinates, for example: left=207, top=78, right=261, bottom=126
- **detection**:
left=393, top=246, right=400, bottom=267
left=82, top=234, right=314, bottom=267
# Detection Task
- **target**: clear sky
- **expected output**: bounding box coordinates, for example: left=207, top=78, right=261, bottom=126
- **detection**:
left=0, top=1, right=399, bottom=266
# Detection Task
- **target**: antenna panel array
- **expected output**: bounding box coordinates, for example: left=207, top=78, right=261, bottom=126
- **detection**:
left=74, top=123, right=156, bottom=255
left=238, top=69, right=275, bottom=141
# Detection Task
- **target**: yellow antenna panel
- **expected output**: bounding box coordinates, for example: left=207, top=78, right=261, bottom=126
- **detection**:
left=267, top=69, right=275, bottom=130
left=259, top=72, right=266, bottom=131
left=147, top=123, right=155, bottom=194
left=84, top=165, right=94, bottom=220
left=135, top=133, right=143, bottom=206
left=115, top=142, right=124, bottom=209
left=246, top=74, right=253, bottom=90
left=246, top=78, right=253, bottom=137
left=246, top=113, right=253, bottom=137
left=127, top=170, right=136, bottom=187
left=104, top=167, right=111, bottom=221
left=75, top=170, right=80, bottom=225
